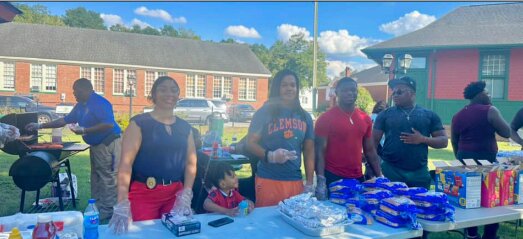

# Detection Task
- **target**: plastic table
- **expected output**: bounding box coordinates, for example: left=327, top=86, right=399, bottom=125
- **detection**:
left=100, top=206, right=422, bottom=239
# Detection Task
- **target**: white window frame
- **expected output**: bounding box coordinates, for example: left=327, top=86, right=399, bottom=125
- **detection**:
left=212, top=76, right=232, bottom=99
left=239, top=77, right=257, bottom=101
left=186, top=74, right=206, bottom=98
left=0, top=61, right=15, bottom=91
left=144, top=71, right=167, bottom=96
left=30, top=63, right=57, bottom=92
left=80, top=66, right=105, bottom=94
left=113, top=69, right=137, bottom=95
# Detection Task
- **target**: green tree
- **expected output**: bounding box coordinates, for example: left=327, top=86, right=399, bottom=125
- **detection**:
left=160, top=25, right=179, bottom=37
left=109, top=24, right=130, bottom=33
left=62, top=7, right=106, bottom=30
left=178, top=28, right=201, bottom=40
left=141, top=26, right=161, bottom=36
left=221, top=38, right=238, bottom=44
left=254, top=33, right=328, bottom=89
left=13, top=4, right=65, bottom=26
left=355, top=86, right=375, bottom=114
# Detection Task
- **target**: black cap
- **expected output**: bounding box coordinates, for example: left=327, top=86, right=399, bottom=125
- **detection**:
left=388, top=76, right=416, bottom=92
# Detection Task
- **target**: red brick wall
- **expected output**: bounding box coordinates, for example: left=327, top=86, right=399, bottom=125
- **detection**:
left=362, top=85, right=387, bottom=102
left=3, top=60, right=269, bottom=112
left=434, top=49, right=479, bottom=99
left=509, top=48, right=523, bottom=101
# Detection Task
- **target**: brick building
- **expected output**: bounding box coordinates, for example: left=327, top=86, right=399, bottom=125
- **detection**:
left=352, top=66, right=388, bottom=102
left=362, top=3, right=523, bottom=124
left=0, top=23, right=271, bottom=113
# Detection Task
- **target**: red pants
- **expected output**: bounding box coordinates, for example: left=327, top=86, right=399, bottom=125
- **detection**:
left=128, top=181, right=183, bottom=221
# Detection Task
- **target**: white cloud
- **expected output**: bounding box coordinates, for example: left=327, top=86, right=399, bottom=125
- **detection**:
left=134, top=6, right=175, bottom=23
left=379, top=11, right=436, bottom=36
left=225, top=25, right=261, bottom=39
left=326, top=60, right=377, bottom=80
left=131, top=19, right=152, bottom=29
left=318, top=30, right=379, bottom=57
left=173, top=17, right=187, bottom=24
left=100, top=14, right=124, bottom=27
left=277, top=24, right=311, bottom=42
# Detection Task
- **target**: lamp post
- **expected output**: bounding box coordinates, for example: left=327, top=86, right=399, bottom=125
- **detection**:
left=382, top=53, right=413, bottom=104
left=127, top=75, right=136, bottom=119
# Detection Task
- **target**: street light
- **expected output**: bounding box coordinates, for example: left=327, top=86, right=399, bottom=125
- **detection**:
left=382, top=53, right=413, bottom=104
left=127, top=75, right=136, bottom=119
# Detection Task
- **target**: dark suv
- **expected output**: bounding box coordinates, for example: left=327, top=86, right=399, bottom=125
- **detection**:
left=0, top=95, right=59, bottom=124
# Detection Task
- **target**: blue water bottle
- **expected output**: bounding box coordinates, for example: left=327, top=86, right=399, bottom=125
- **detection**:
left=84, top=199, right=99, bottom=239
left=238, top=200, right=249, bottom=217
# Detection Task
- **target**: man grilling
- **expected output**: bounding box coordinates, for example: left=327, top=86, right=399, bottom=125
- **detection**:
left=26, top=78, right=121, bottom=221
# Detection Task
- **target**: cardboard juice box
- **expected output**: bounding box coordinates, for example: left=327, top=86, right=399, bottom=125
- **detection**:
left=515, top=169, right=523, bottom=204
left=435, top=161, right=481, bottom=209
left=499, top=165, right=516, bottom=206
left=480, top=166, right=500, bottom=208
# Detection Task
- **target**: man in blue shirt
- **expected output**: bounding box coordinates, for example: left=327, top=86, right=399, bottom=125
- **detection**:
left=27, top=78, right=121, bottom=221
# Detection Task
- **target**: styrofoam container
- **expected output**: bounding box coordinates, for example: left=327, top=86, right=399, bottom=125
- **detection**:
left=279, top=211, right=350, bottom=236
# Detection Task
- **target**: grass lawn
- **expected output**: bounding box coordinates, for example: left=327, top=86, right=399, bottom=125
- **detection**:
left=0, top=127, right=521, bottom=238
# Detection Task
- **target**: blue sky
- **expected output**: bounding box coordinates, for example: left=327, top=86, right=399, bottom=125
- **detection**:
left=23, top=1, right=496, bottom=79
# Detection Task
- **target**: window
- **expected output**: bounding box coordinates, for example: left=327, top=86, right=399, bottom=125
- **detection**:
left=0, top=62, right=15, bottom=90
left=31, top=63, right=57, bottom=92
left=239, top=78, right=257, bottom=100
left=410, top=57, right=426, bottom=69
left=186, top=74, right=206, bottom=98
left=480, top=53, right=508, bottom=99
left=80, top=67, right=105, bottom=94
left=113, top=69, right=137, bottom=95
left=144, top=71, right=168, bottom=96
left=212, top=76, right=232, bottom=99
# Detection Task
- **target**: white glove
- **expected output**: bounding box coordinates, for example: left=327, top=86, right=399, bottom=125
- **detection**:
left=108, top=199, right=132, bottom=234
left=267, top=149, right=297, bottom=164
left=303, top=183, right=315, bottom=194
left=315, top=175, right=328, bottom=201
left=170, top=188, right=193, bottom=217
left=0, top=124, right=20, bottom=148
left=25, top=122, right=40, bottom=132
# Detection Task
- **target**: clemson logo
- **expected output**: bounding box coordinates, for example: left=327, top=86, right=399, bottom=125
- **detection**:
left=284, top=130, right=294, bottom=139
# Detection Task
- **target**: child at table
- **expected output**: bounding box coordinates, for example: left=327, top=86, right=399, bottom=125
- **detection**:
left=203, top=162, right=254, bottom=216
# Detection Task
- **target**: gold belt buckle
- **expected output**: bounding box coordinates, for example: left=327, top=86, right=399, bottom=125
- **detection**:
left=146, top=177, right=157, bottom=189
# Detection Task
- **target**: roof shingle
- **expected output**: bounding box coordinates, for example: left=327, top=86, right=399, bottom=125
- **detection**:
left=0, top=22, right=271, bottom=76
left=364, top=3, right=523, bottom=52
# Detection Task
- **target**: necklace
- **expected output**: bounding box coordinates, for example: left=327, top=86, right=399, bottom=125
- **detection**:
left=339, top=106, right=355, bottom=125
left=399, top=105, right=416, bottom=121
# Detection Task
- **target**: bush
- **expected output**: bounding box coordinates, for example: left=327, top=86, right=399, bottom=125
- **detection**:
left=356, top=87, right=375, bottom=114
left=114, top=112, right=130, bottom=131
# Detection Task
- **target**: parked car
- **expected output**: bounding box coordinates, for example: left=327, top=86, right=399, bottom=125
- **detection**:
left=228, top=104, right=255, bottom=122
left=174, top=99, right=228, bottom=124
left=0, top=95, right=59, bottom=124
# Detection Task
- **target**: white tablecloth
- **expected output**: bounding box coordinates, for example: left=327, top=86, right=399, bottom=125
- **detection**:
left=100, top=206, right=422, bottom=239
left=418, top=204, right=523, bottom=232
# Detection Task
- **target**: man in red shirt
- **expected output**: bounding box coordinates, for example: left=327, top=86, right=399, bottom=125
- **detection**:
left=315, top=77, right=382, bottom=200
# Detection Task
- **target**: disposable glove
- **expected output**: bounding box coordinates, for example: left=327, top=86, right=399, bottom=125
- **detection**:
left=108, top=199, right=132, bottom=234
left=170, top=188, right=193, bottom=217
left=25, top=122, right=40, bottom=132
left=267, top=149, right=297, bottom=164
left=303, top=183, right=315, bottom=194
left=315, top=175, right=328, bottom=201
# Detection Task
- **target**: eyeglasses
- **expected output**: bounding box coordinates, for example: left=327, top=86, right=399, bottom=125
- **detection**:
left=392, top=89, right=412, bottom=96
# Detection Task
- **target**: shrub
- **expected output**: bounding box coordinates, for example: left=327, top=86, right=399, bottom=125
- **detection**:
left=114, top=112, right=130, bottom=131
left=356, top=87, right=375, bottom=114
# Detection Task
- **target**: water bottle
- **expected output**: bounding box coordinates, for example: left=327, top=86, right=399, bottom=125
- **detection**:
left=83, top=199, right=99, bottom=239
left=51, top=128, right=62, bottom=144
left=238, top=200, right=249, bottom=217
